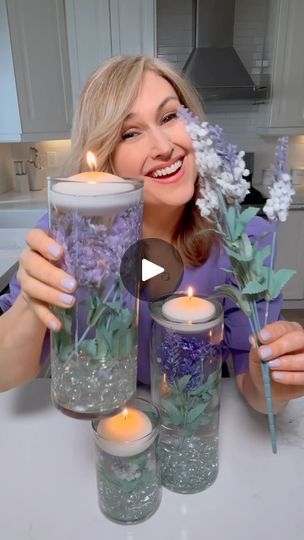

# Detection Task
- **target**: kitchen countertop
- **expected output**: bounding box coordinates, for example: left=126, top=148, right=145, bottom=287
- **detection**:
left=0, top=379, right=303, bottom=540
left=0, top=229, right=29, bottom=291
left=0, top=189, right=47, bottom=209
left=0, top=191, right=47, bottom=292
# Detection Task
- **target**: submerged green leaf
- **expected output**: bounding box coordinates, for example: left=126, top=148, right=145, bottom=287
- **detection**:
left=161, top=399, right=183, bottom=425
left=186, top=402, right=209, bottom=424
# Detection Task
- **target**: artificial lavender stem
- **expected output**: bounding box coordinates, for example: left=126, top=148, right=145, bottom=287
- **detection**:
left=264, top=229, right=277, bottom=327
left=261, top=362, right=277, bottom=454
left=251, top=300, right=277, bottom=453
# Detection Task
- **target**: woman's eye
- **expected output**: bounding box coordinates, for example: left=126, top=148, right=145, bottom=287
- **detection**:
left=121, top=130, right=139, bottom=141
left=162, top=112, right=177, bottom=124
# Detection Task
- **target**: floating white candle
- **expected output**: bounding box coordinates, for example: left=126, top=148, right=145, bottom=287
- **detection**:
left=162, top=288, right=216, bottom=323
left=96, top=407, right=153, bottom=457
left=48, top=151, right=143, bottom=215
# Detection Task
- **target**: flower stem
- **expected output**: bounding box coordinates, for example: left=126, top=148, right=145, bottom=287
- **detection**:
left=249, top=301, right=277, bottom=454
left=264, top=229, right=277, bottom=327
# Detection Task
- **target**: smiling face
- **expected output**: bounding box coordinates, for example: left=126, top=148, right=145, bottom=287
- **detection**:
left=112, top=71, right=198, bottom=209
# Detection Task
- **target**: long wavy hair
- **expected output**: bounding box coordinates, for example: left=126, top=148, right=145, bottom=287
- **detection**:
left=64, top=55, right=218, bottom=267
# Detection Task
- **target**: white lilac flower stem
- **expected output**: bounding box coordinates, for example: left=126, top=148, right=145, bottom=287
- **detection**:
left=250, top=300, right=277, bottom=454
left=264, top=229, right=277, bottom=327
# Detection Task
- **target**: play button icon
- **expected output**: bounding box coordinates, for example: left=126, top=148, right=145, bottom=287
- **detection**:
left=142, top=259, right=165, bottom=282
left=120, top=238, right=184, bottom=301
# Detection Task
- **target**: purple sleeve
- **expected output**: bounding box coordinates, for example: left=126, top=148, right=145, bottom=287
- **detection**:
left=0, top=212, right=50, bottom=365
left=222, top=216, right=283, bottom=376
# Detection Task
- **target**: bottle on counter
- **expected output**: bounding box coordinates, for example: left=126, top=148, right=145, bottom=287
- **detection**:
left=27, top=147, right=45, bottom=191
left=13, top=161, right=30, bottom=193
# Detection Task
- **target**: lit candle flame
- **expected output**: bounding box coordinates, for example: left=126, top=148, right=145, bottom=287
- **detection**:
left=122, top=407, right=128, bottom=420
left=187, top=287, right=193, bottom=300
left=86, top=151, right=97, bottom=171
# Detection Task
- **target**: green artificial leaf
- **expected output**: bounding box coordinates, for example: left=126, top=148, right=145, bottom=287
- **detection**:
left=161, top=399, right=183, bottom=425
left=101, top=468, right=150, bottom=494
left=53, top=307, right=73, bottom=335
left=103, top=301, right=122, bottom=314
left=186, top=402, right=209, bottom=424
left=256, top=244, right=272, bottom=265
left=80, top=339, right=98, bottom=357
left=241, top=280, right=268, bottom=295
left=188, top=382, right=208, bottom=396
left=176, top=374, right=192, bottom=392
left=96, top=325, right=112, bottom=356
left=267, top=268, right=297, bottom=299
left=226, top=206, right=236, bottom=239
left=240, top=232, right=253, bottom=259
left=214, top=284, right=252, bottom=316
left=250, top=246, right=272, bottom=284
left=224, top=245, right=253, bottom=262
left=206, top=370, right=221, bottom=388
left=198, top=415, right=213, bottom=426
left=59, top=343, right=75, bottom=360
left=227, top=207, right=259, bottom=242
left=112, top=327, right=137, bottom=357
left=220, top=267, right=233, bottom=273
left=131, top=453, right=148, bottom=468
left=239, top=206, right=259, bottom=226
left=87, top=303, right=107, bottom=326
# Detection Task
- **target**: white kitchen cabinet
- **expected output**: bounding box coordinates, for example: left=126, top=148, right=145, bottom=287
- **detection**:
left=65, top=0, right=156, bottom=107
left=275, top=208, right=304, bottom=301
left=258, top=0, right=304, bottom=135
left=0, top=0, right=72, bottom=142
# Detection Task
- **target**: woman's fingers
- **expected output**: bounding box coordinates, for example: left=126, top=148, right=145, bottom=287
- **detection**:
left=270, top=367, right=304, bottom=387
left=19, top=249, right=76, bottom=294
left=17, top=264, right=75, bottom=309
left=16, top=228, right=77, bottom=330
left=26, top=228, right=63, bottom=261
left=258, top=320, right=302, bottom=344
left=268, top=353, right=304, bottom=372
left=23, top=296, right=62, bottom=331
left=256, top=320, right=304, bottom=360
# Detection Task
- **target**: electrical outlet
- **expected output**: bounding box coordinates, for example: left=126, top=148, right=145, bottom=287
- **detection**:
left=47, top=152, right=58, bottom=167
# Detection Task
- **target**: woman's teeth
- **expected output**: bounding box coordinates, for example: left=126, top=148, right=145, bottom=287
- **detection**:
left=151, top=159, right=182, bottom=178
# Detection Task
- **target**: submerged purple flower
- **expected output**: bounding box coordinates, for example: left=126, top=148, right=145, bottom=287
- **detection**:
left=51, top=202, right=143, bottom=289
left=157, top=332, right=220, bottom=391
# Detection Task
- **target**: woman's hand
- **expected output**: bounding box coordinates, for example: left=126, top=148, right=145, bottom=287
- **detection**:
left=249, top=320, right=304, bottom=402
left=17, top=229, right=76, bottom=330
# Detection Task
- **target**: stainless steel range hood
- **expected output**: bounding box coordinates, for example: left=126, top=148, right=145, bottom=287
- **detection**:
left=183, top=0, right=268, bottom=105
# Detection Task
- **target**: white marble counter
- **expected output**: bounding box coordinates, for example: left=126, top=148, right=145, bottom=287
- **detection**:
left=0, top=379, right=303, bottom=540
left=0, top=189, right=47, bottom=209
left=0, top=191, right=47, bottom=290
left=0, top=228, right=30, bottom=291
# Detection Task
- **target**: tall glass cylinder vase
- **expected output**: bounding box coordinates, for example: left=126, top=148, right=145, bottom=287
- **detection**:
left=150, top=293, right=223, bottom=493
left=48, top=177, right=143, bottom=419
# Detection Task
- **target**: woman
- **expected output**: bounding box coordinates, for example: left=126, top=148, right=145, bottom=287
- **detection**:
left=1, top=55, right=304, bottom=413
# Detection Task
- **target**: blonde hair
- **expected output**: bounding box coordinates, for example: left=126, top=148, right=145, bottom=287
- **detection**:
left=65, top=55, right=218, bottom=267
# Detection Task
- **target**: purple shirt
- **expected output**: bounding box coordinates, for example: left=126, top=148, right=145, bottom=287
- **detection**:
left=0, top=213, right=282, bottom=383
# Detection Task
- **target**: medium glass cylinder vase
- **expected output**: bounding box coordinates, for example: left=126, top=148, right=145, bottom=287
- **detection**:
left=48, top=177, right=143, bottom=418
left=92, top=398, right=161, bottom=524
left=150, top=293, right=223, bottom=493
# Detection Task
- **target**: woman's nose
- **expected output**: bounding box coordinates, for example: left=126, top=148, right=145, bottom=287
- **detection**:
left=149, top=128, right=173, bottom=159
